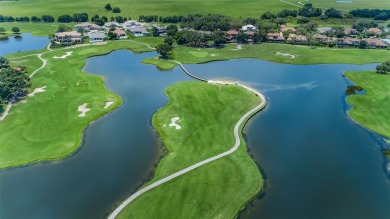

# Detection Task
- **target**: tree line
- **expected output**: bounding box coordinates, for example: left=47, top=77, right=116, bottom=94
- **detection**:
left=0, top=57, right=30, bottom=113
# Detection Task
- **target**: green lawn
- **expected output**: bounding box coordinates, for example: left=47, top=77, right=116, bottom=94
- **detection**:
left=0, top=0, right=294, bottom=18
left=0, top=40, right=155, bottom=168
left=117, top=81, right=263, bottom=218
left=345, top=70, right=390, bottom=139
left=145, top=43, right=390, bottom=70
left=0, top=22, right=62, bottom=36
left=290, top=0, right=390, bottom=10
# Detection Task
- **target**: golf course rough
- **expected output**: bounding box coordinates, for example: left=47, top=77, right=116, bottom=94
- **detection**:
left=117, top=81, right=263, bottom=218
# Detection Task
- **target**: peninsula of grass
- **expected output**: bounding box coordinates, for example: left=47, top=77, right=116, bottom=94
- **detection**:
left=345, top=70, right=390, bottom=139
left=116, top=81, right=263, bottom=218
left=144, top=43, right=390, bottom=70
left=0, top=40, right=156, bottom=169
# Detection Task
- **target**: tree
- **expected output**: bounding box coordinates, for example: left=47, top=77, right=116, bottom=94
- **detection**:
left=57, top=24, right=72, bottom=32
left=236, top=31, right=248, bottom=44
left=11, top=27, right=20, bottom=33
left=113, top=7, right=121, bottom=13
left=156, top=43, right=173, bottom=59
left=166, top=24, right=178, bottom=36
left=107, top=31, right=118, bottom=40
left=325, top=8, right=342, bottom=18
left=298, top=3, right=322, bottom=17
left=376, top=60, right=390, bottom=74
left=211, top=30, right=227, bottom=47
left=164, top=36, right=174, bottom=46
left=41, top=15, right=55, bottom=22
left=0, top=27, right=5, bottom=34
left=358, top=40, right=367, bottom=49
left=73, top=13, right=88, bottom=22
left=105, top=3, right=112, bottom=11
left=57, top=15, right=73, bottom=23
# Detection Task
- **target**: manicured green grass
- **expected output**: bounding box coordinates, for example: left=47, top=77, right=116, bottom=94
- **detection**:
left=0, top=0, right=294, bottom=18
left=0, top=40, right=154, bottom=168
left=0, top=22, right=62, bottom=36
left=146, top=43, right=390, bottom=70
left=291, top=0, right=390, bottom=10
left=117, top=81, right=263, bottom=218
left=345, top=71, right=390, bottom=139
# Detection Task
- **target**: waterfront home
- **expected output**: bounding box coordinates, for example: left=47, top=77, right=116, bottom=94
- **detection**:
left=267, top=33, right=285, bottom=43
left=113, top=29, right=128, bottom=39
left=123, top=20, right=142, bottom=29
left=75, top=22, right=102, bottom=32
left=54, top=31, right=82, bottom=44
left=287, top=34, right=308, bottom=44
left=341, top=37, right=360, bottom=47
left=128, top=26, right=149, bottom=36
left=280, top=25, right=296, bottom=33
left=226, top=30, right=238, bottom=42
left=313, top=34, right=328, bottom=42
left=364, top=38, right=388, bottom=49
left=317, top=27, right=332, bottom=34
left=365, top=28, right=382, bottom=36
left=242, top=24, right=257, bottom=32
left=87, top=31, right=106, bottom=42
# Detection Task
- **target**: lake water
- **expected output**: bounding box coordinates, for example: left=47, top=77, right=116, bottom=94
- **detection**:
left=0, top=33, right=50, bottom=56
left=1, top=49, right=389, bottom=218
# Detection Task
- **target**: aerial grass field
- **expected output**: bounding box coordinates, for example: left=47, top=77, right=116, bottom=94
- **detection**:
left=116, top=81, right=263, bottom=218
left=345, top=70, right=390, bottom=139
left=144, top=43, right=390, bottom=70
left=286, top=0, right=390, bottom=10
left=0, top=40, right=158, bottom=168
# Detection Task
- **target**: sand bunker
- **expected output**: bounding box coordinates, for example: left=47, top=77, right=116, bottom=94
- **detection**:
left=275, top=52, right=295, bottom=58
left=104, top=101, right=114, bottom=109
left=169, top=117, right=181, bottom=129
left=78, top=103, right=91, bottom=117
left=28, top=86, right=47, bottom=97
left=211, top=54, right=216, bottom=57
left=53, top=51, right=73, bottom=59
left=231, top=44, right=242, bottom=50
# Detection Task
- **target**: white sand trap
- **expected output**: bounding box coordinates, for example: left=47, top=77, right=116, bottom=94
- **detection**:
left=231, top=44, right=242, bottom=50
left=169, top=117, right=181, bottom=129
left=78, top=103, right=91, bottom=117
left=53, top=51, right=73, bottom=59
left=275, top=52, right=295, bottom=58
left=211, top=54, right=216, bottom=56
left=104, top=101, right=114, bottom=109
left=28, top=86, right=47, bottom=97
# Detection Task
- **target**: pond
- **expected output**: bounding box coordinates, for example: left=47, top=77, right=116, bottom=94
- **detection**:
left=1, top=50, right=389, bottom=218
left=0, top=33, right=50, bottom=56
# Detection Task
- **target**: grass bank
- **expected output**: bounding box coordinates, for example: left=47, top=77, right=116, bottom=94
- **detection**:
left=144, top=43, right=390, bottom=70
left=117, top=81, right=263, bottom=218
left=345, top=70, right=390, bottom=139
left=0, top=40, right=155, bottom=169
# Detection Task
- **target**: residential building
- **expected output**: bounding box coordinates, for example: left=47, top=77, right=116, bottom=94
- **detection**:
left=87, top=31, right=106, bottom=42
left=341, top=37, right=360, bottom=47
left=75, top=22, right=102, bottom=32
left=364, top=38, right=388, bottom=49
left=343, top=28, right=359, bottom=36
left=365, top=28, right=382, bottom=36
left=113, top=29, right=128, bottom=39
left=242, top=24, right=257, bottom=32
left=287, top=34, right=308, bottom=44
left=313, top=34, right=328, bottom=42
left=123, top=20, right=142, bottom=29
left=105, top=22, right=122, bottom=29
left=280, top=25, right=296, bottom=33
left=128, top=26, right=149, bottom=36
left=317, top=27, right=332, bottom=34
left=267, top=33, right=285, bottom=43
left=226, top=30, right=239, bottom=41
left=54, top=31, right=82, bottom=44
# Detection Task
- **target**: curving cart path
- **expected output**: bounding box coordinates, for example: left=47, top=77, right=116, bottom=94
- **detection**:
left=108, top=62, right=266, bottom=219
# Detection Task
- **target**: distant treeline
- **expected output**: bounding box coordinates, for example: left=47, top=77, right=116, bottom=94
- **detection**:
left=0, top=13, right=88, bottom=23
left=349, top=9, right=390, bottom=20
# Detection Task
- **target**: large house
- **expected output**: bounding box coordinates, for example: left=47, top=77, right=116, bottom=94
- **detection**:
left=54, top=31, right=82, bottom=44
left=87, top=31, right=106, bottom=42
left=75, top=22, right=102, bottom=32
left=123, top=20, right=142, bottom=29
left=364, top=38, right=388, bottom=49
left=317, top=27, right=332, bottom=34
left=280, top=25, right=296, bottom=33
left=226, top=30, right=239, bottom=42
left=343, top=28, right=359, bottom=36
left=287, top=34, right=308, bottom=44
left=313, top=34, right=328, bottom=42
left=267, top=33, right=285, bottom=43
left=105, top=22, right=122, bottom=29
left=242, top=24, right=257, bottom=32
left=341, top=37, right=360, bottom=47
left=365, top=28, right=382, bottom=36
left=128, top=26, right=149, bottom=36
left=113, top=29, right=128, bottom=39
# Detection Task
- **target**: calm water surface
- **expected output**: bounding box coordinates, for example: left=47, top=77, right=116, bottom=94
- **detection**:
left=0, top=33, right=50, bottom=56
left=1, top=50, right=389, bottom=218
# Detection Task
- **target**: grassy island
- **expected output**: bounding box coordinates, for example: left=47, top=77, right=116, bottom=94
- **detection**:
left=116, top=81, right=263, bottom=218
left=345, top=70, right=390, bottom=140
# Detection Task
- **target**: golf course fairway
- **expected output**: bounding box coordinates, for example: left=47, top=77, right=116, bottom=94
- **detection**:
left=116, top=81, right=264, bottom=218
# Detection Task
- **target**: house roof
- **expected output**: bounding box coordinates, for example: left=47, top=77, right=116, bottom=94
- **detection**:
left=287, top=33, right=307, bottom=41
left=364, top=38, right=387, bottom=47
left=365, top=28, right=382, bottom=34
left=88, top=32, right=105, bottom=38
left=267, top=33, right=285, bottom=40
left=54, top=31, right=81, bottom=37
left=313, top=34, right=328, bottom=40
left=317, top=27, right=332, bottom=33
left=113, top=29, right=126, bottom=35
left=227, top=30, right=239, bottom=35
left=129, top=26, right=149, bottom=34
left=344, top=28, right=358, bottom=35
left=280, top=25, right=296, bottom=33
left=75, top=22, right=92, bottom=28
